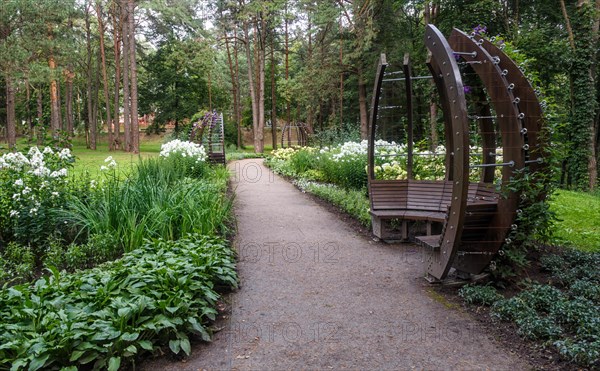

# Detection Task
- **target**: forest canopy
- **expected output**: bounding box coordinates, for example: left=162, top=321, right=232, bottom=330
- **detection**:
left=1, top=0, right=599, bottom=190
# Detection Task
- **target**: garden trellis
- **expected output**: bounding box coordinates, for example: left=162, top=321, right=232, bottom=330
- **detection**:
left=367, top=25, right=547, bottom=281
left=281, top=121, right=310, bottom=149
left=189, top=112, right=226, bottom=165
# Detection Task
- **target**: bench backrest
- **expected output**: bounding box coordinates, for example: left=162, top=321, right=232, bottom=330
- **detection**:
left=369, top=180, right=498, bottom=213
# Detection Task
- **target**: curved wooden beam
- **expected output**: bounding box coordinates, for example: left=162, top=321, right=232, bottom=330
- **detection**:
left=448, top=28, right=525, bottom=274
left=423, top=25, right=470, bottom=280
left=476, top=35, right=546, bottom=173
left=367, top=54, right=388, bottom=181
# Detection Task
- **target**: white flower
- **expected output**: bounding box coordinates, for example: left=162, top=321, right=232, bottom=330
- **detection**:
left=51, top=191, right=59, bottom=197
left=42, top=147, right=54, bottom=155
left=58, top=148, right=72, bottom=160
left=100, top=165, right=108, bottom=171
left=159, top=139, right=207, bottom=162
left=50, top=168, right=68, bottom=178
left=14, top=179, right=23, bottom=187
left=22, top=187, right=31, bottom=195
left=9, top=210, right=19, bottom=217
left=29, top=208, right=38, bottom=215
left=31, top=166, right=50, bottom=177
left=90, top=180, right=97, bottom=188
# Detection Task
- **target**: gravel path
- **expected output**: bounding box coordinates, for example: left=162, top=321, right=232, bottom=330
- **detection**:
left=142, top=159, right=529, bottom=370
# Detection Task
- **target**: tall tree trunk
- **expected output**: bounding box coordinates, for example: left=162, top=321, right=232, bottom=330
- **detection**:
left=588, top=0, right=600, bottom=189
left=358, top=68, right=368, bottom=139
left=26, top=81, right=33, bottom=142
left=306, top=13, right=314, bottom=133
left=48, top=53, right=61, bottom=138
left=5, top=78, right=16, bottom=149
left=257, top=15, right=266, bottom=153
left=285, top=7, right=291, bottom=144
left=224, top=27, right=240, bottom=149
left=270, top=34, right=277, bottom=150
left=234, top=29, right=242, bottom=149
left=121, top=0, right=131, bottom=151
left=37, top=87, right=43, bottom=145
left=429, top=98, right=438, bottom=149
left=111, top=1, right=122, bottom=149
left=65, top=69, right=74, bottom=136
left=85, top=4, right=95, bottom=149
left=242, top=16, right=259, bottom=151
left=128, top=0, right=139, bottom=153
left=565, top=0, right=598, bottom=189
left=96, top=3, right=113, bottom=150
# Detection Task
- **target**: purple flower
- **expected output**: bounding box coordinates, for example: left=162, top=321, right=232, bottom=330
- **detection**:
left=473, top=25, right=487, bottom=36
left=463, top=85, right=472, bottom=94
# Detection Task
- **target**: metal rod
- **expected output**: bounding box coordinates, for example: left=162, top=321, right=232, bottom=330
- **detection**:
left=382, top=75, right=433, bottom=82
left=470, top=161, right=514, bottom=168
left=404, top=53, right=414, bottom=180
left=384, top=71, right=404, bottom=76
left=468, top=115, right=497, bottom=120
left=524, top=158, right=543, bottom=164
left=453, top=51, right=477, bottom=57
left=379, top=105, right=402, bottom=110
left=376, top=152, right=447, bottom=157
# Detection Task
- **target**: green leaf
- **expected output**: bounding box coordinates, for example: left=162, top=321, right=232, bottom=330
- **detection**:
left=59, top=367, right=78, bottom=371
left=138, top=340, right=153, bottom=351
left=120, top=332, right=139, bottom=342
left=180, top=338, right=191, bottom=356
left=108, top=357, right=121, bottom=371
left=10, top=359, right=27, bottom=371
left=124, top=345, right=137, bottom=356
left=169, top=339, right=181, bottom=354
left=28, top=353, right=50, bottom=371
left=69, top=350, right=85, bottom=362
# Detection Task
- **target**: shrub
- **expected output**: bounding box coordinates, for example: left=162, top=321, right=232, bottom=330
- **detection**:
left=0, top=146, right=74, bottom=247
left=458, top=284, right=502, bottom=306
left=0, top=234, right=237, bottom=370
left=0, top=242, right=35, bottom=284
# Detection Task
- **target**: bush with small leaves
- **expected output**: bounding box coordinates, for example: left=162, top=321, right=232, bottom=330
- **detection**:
left=458, top=284, right=503, bottom=306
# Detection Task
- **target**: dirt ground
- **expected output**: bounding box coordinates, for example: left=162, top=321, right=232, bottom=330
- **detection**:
left=140, top=159, right=531, bottom=370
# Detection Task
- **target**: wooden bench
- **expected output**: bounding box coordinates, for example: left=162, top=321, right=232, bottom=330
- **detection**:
left=369, top=180, right=498, bottom=242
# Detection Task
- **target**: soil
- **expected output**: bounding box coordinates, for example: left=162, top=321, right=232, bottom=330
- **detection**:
left=140, top=159, right=533, bottom=370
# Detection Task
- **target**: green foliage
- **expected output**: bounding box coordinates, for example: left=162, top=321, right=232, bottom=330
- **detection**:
left=0, top=146, right=75, bottom=248
left=63, top=157, right=231, bottom=253
left=461, top=248, right=600, bottom=368
left=550, top=190, right=600, bottom=252
left=0, top=242, right=35, bottom=284
left=458, top=284, right=502, bottom=306
left=0, top=234, right=237, bottom=370
left=139, top=38, right=228, bottom=134
left=294, top=179, right=371, bottom=227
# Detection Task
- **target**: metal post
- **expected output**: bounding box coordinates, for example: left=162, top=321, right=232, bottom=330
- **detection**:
left=403, top=53, right=413, bottom=180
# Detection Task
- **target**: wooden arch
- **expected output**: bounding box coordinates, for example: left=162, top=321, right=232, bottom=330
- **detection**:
left=189, top=113, right=226, bottom=165
left=281, top=122, right=310, bottom=148
left=367, top=25, right=546, bottom=280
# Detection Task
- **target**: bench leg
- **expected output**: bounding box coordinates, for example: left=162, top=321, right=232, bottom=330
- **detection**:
left=426, top=221, right=432, bottom=236
left=402, top=221, right=408, bottom=240
left=372, top=216, right=384, bottom=239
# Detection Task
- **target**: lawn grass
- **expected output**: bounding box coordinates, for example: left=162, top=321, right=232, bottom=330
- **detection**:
left=69, top=134, right=163, bottom=178
left=550, top=190, right=600, bottom=252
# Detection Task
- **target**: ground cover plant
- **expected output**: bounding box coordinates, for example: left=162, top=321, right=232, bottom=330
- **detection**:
left=0, top=139, right=238, bottom=369
left=459, top=250, right=600, bottom=368
left=0, top=235, right=237, bottom=370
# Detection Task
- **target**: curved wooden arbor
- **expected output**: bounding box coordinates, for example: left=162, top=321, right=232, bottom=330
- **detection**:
left=281, top=121, right=310, bottom=148
left=190, top=113, right=226, bottom=165
left=367, top=25, right=546, bottom=280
